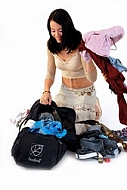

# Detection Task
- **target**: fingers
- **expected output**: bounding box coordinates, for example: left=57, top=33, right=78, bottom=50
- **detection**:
left=40, top=98, right=48, bottom=105
left=48, top=98, right=52, bottom=105
left=40, top=95, right=52, bottom=105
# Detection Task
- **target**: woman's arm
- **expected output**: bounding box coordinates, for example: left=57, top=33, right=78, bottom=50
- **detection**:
left=81, top=56, right=97, bottom=83
left=40, top=78, right=53, bottom=105
left=40, top=49, right=56, bottom=105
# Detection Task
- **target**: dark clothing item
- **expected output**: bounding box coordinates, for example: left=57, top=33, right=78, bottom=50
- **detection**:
left=112, top=127, right=127, bottom=141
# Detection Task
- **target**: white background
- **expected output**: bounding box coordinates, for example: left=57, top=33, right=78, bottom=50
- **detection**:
left=1, top=0, right=127, bottom=189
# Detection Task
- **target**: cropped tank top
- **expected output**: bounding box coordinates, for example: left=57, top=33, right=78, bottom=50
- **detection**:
left=54, top=51, right=86, bottom=78
left=45, top=49, right=97, bottom=82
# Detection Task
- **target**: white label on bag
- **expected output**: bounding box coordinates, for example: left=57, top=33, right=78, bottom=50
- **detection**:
left=28, top=157, right=42, bottom=163
left=28, top=143, right=45, bottom=163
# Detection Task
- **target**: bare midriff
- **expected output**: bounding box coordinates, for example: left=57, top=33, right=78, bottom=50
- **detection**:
left=62, top=76, right=93, bottom=89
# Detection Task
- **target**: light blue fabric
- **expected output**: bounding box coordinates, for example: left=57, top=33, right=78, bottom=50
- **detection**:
left=108, top=56, right=127, bottom=72
left=99, top=134, right=108, bottom=139
left=29, top=119, right=67, bottom=138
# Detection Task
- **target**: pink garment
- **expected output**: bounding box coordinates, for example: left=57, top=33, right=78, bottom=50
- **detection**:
left=82, top=26, right=124, bottom=57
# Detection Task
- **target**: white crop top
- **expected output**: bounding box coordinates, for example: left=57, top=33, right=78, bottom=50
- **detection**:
left=45, top=49, right=97, bottom=82
left=54, top=51, right=86, bottom=78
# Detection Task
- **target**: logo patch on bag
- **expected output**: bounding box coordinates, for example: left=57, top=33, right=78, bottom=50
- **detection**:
left=28, top=143, right=45, bottom=163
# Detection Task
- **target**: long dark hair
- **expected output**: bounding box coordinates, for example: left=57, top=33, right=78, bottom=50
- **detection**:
left=47, top=9, right=82, bottom=54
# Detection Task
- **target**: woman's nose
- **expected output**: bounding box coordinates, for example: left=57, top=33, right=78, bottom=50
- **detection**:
left=55, top=31, right=60, bottom=37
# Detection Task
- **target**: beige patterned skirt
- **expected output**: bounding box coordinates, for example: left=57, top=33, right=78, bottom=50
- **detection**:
left=55, top=84, right=102, bottom=135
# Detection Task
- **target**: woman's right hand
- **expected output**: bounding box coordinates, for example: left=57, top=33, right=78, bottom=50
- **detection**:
left=40, top=92, right=52, bottom=105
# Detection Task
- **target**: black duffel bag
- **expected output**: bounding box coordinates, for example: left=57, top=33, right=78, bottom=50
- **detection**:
left=24, top=99, right=77, bottom=152
left=11, top=127, right=66, bottom=169
left=11, top=99, right=77, bottom=169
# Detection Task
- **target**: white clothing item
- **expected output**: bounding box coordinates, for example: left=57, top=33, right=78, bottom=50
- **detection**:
left=55, top=84, right=102, bottom=135
left=23, top=119, right=35, bottom=128
left=10, top=109, right=30, bottom=127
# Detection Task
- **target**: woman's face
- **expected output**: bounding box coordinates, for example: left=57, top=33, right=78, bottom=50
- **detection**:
left=50, top=20, right=62, bottom=43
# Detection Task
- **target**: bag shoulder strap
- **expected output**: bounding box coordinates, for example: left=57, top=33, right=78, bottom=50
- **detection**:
left=100, top=122, right=127, bottom=151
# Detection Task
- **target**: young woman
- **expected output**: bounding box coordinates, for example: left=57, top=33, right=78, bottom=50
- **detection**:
left=40, top=8, right=102, bottom=134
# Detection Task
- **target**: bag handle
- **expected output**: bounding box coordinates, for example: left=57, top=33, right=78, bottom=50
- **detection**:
left=76, top=120, right=127, bottom=152
left=52, top=108, right=62, bottom=123
left=18, top=117, right=28, bottom=132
